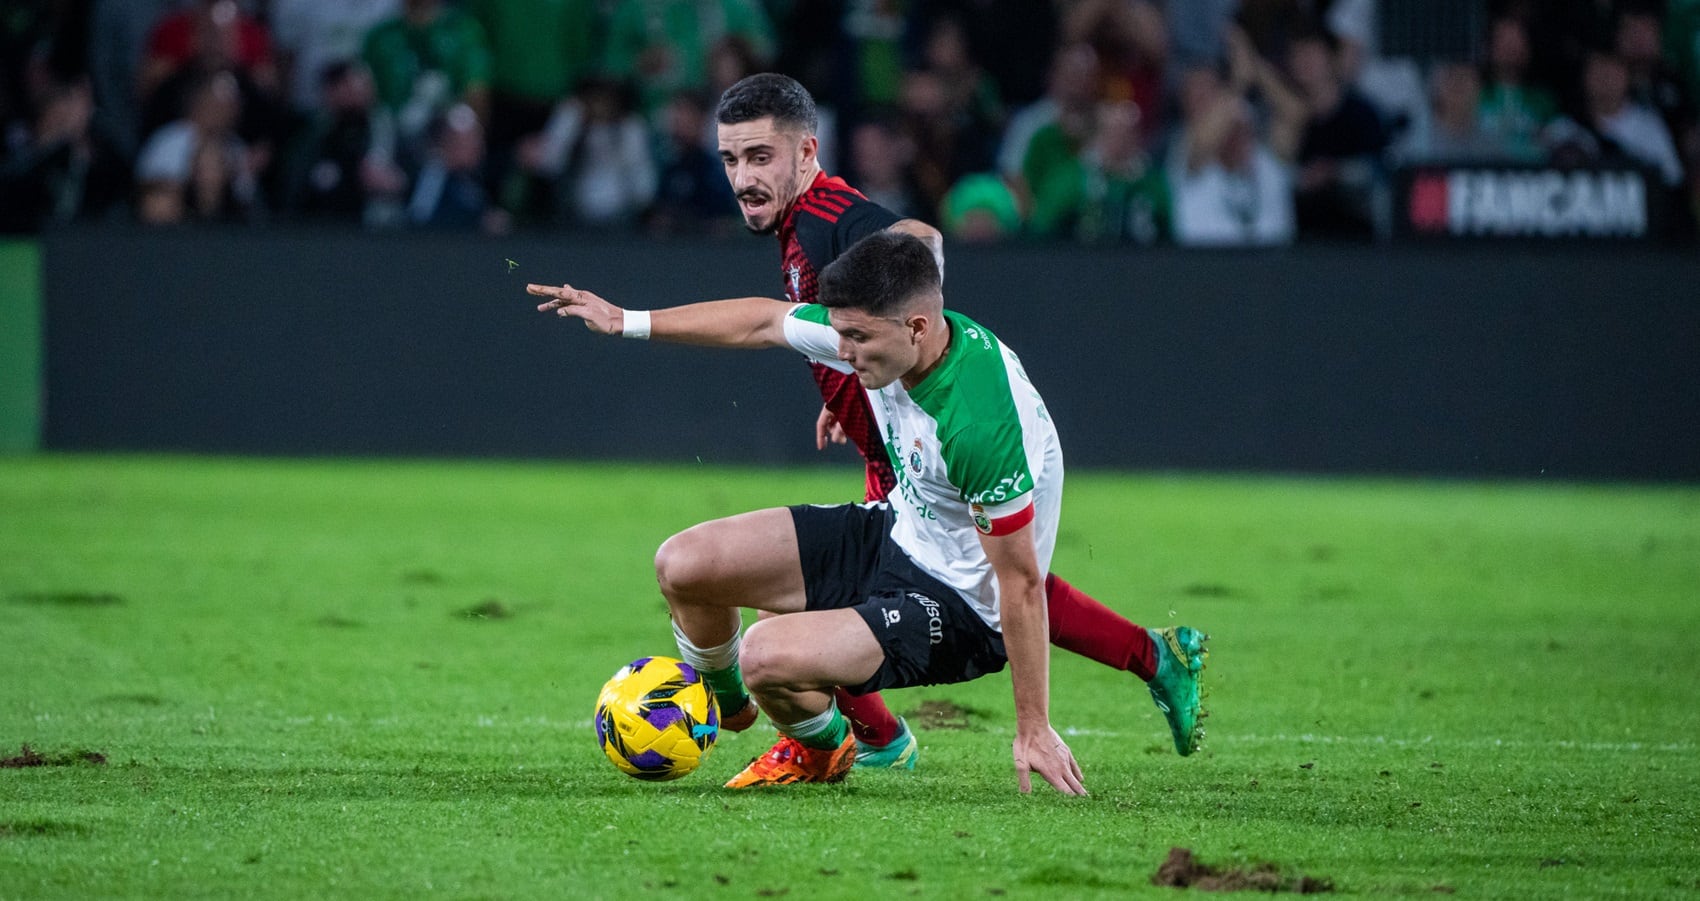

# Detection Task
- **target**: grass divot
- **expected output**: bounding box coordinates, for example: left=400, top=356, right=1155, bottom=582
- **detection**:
left=1, top=745, right=108, bottom=768
left=1152, top=847, right=1334, bottom=893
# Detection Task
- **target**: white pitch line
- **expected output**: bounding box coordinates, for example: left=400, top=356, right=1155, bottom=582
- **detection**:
left=270, top=716, right=1696, bottom=755
left=1052, top=727, right=1694, bottom=754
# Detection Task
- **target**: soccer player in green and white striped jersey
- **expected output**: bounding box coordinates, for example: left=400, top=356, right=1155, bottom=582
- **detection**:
left=528, top=232, right=1184, bottom=793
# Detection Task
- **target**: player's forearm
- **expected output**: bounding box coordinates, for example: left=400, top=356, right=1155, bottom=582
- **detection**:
left=645, top=297, right=791, bottom=348
left=888, top=218, right=944, bottom=278
left=1000, top=574, right=1053, bottom=729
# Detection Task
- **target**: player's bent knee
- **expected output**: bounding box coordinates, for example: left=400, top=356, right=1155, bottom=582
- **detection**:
left=653, top=528, right=717, bottom=599
left=739, top=620, right=803, bottom=693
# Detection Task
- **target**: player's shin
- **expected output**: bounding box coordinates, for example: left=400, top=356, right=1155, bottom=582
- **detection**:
left=671, top=619, right=754, bottom=725
left=773, top=696, right=849, bottom=750
left=834, top=687, right=902, bottom=746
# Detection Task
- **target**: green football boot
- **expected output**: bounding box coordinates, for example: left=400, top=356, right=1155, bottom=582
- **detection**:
left=853, top=716, right=918, bottom=770
left=1147, top=626, right=1209, bottom=756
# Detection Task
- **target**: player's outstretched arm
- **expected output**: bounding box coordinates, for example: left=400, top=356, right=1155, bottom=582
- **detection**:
left=528, top=283, right=791, bottom=349
left=980, top=523, right=1087, bottom=796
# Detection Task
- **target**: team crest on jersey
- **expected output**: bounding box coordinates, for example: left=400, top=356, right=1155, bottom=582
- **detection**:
left=970, top=503, right=993, bottom=534
left=786, top=264, right=802, bottom=301
left=908, top=439, right=924, bottom=475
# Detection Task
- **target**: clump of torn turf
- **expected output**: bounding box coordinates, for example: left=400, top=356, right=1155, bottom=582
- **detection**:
left=906, top=699, right=978, bottom=730
left=1152, top=847, right=1334, bottom=893
left=458, top=599, right=513, bottom=620
left=1, top=746, right=108, bottom=768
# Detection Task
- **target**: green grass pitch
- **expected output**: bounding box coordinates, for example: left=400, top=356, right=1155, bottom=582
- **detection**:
left=2, top=455, right=1698, bottom=899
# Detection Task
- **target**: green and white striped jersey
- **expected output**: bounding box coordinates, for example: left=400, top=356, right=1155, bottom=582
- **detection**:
left=783, top=304, right=1064, bottom=631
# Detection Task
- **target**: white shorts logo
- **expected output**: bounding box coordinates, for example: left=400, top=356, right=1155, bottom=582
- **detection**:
left=882, top=608, right=901, bottom=627
left=909, top=592, right=944, bottom=645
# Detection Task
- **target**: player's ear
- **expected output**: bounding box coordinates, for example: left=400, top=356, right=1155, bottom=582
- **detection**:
left=797, top=133, right=818, bottom=167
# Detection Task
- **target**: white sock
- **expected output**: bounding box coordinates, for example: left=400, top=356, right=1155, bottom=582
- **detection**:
left=778, top=701, right=846, bottom=749
left=672, top=621, right=740, bottom=672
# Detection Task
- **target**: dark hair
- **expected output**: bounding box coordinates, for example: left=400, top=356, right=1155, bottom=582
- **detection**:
left=715, top=73, right=818, bottom=135
left=819, top=232, right=940, bottom=316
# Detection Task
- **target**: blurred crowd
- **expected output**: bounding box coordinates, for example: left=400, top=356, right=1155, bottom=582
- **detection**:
left=3, top=0, right=1698, bottom=244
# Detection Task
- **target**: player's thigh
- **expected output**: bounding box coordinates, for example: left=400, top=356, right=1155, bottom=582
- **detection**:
left=655, top=507, right=805, bottom=612
left=790, top=502, right=892, bottom=611
left=740, top=608, right=885, bottom=692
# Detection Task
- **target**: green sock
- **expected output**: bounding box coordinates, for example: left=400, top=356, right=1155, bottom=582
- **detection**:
left=783, top=705, right=849, bottom=750
left=701, top=667, right=750, bottom=713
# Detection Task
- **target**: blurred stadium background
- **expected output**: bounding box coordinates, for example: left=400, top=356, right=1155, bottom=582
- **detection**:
left=4, top=7, right=1700, bottom=894
left=2, top=0, right=1699, bottom=476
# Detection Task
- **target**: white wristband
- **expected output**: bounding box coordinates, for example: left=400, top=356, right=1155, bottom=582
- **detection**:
left=621, top=309, right=652, bottom=340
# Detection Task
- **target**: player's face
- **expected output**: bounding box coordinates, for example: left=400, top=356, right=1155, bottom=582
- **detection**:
left=718, top=118, right=817, bottom=235
left=828, top=307, right=920, bottom=390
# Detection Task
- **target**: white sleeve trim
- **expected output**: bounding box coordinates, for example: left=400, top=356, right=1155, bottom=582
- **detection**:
left=781, top=305, right=852, bottom=373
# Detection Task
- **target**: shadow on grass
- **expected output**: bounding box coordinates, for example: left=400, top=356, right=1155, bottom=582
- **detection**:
left=120, top=762, right=717, bottom=802
left=0, top=819, right=92, bottom=839
left=108, top=756, right=1022, bottom=806
left=93, top=693, right=167, bottom=706
left=7, top=591, right=126, bottom=607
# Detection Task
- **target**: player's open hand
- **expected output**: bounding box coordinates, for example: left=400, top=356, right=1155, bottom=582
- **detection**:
left=527, top=283, right=624, bottom=336
left=1013, top=725, right=1088, bottom=796
left=815, top=407, right=848, bottom=450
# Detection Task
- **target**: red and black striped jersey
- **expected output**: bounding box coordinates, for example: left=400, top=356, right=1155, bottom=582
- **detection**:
left=776, top=171, right=902, bottom=501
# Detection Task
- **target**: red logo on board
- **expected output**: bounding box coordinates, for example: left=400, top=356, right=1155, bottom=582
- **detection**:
left=1409, top=174, right=1449, bottom=232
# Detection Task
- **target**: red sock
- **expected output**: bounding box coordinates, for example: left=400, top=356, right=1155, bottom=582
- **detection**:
left=835, top=687, right=901, bottom=746
left=1046, top=573, right=1158, bottom=680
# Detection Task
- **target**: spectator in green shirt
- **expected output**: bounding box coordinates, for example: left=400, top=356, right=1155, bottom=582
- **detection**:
left=1018, top=101, right=1096, bottom=222
left=601, top=0, right=774, bottom=116
left=362, top=0, right=492, bottom=161
left=469, top=0, right=600, bottom=174
left=1668, top=0, right=1700, bottom=105
left=1027, top=99, right=1170, bottom=245
left=1479, top=15, right=1556, bottom=163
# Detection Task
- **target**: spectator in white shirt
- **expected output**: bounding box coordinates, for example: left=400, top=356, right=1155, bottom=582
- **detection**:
left=1166, top=62, right=1298, bottom=247
left=1398, top=62, right=1518, bottom=164
left=134, top=69, right=259, bottom=223
left=517, top=77, right=656, bottom=226
left=271, top=0, right=400, bottom=113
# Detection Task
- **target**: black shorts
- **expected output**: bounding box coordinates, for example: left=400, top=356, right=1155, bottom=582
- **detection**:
left=789, top=502, right=1007, bottom=695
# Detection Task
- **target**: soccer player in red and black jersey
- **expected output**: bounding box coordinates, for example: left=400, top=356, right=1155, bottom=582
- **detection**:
left=687, top=74, right=1201, bottom=769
